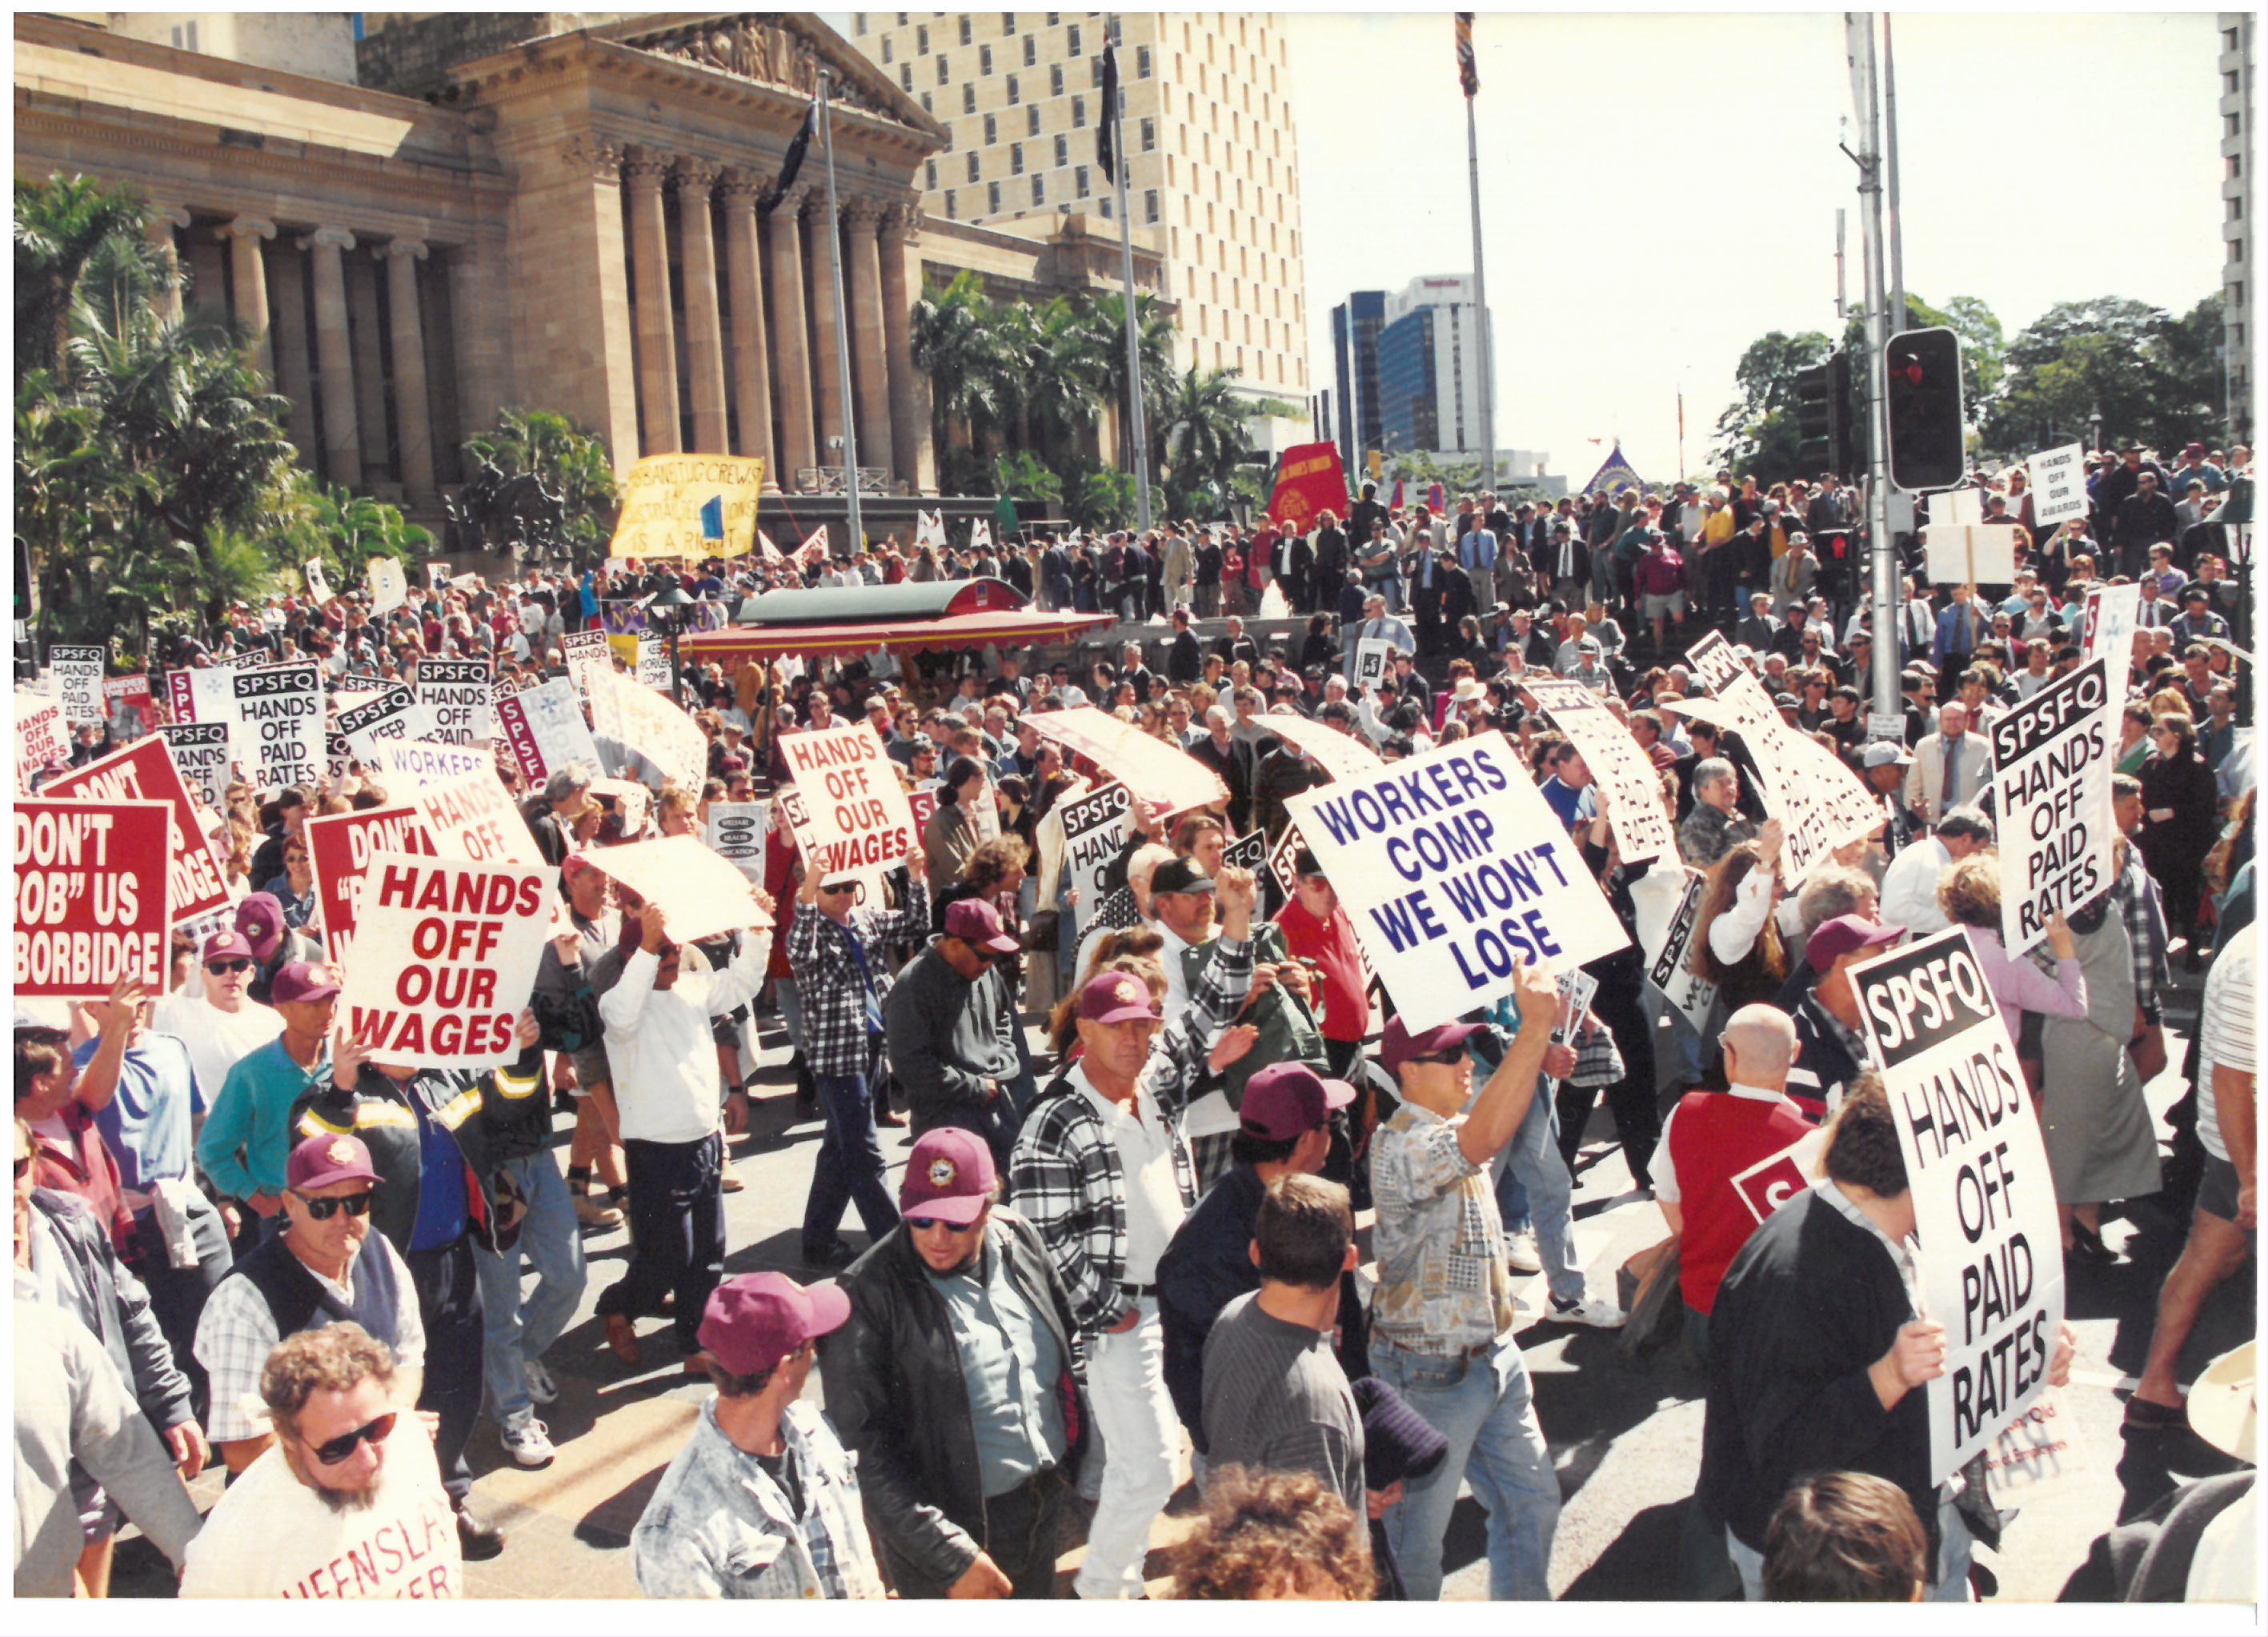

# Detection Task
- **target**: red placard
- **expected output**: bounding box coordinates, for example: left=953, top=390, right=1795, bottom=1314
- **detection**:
left=102, top=674, right=158, bottom=735
left=15, top=799, right=172, bottom=998
left=45, top=736, right=231, bottom=924
left=305, top=802, right=439, bottom=969
left=1265, top=441, right=1352, bottom=530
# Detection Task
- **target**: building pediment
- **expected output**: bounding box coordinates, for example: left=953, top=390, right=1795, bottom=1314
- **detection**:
left=593, top=14, right=947, bottom=142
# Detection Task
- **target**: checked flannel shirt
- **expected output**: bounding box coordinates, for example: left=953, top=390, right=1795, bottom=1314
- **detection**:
left=786, top=871, right=932, bottom=1081
left=1008, top=934, right=1252, bottom=1344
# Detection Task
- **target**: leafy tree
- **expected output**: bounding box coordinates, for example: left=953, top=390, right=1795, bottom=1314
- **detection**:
left=15, top=173, right=165, bottom=380
left=269, top=475, right=432, bottom=589
left=1159, top=365, right=1263, bottom=518
left=992, top=450, right=1063, bottom=506
left=459, top=407, right=618, bottom=562
left=1059, top=456, right=1134, bottom=533
left=1979, top=294, right=2224, bottom=457
left=1709, top=330, right=1833, bottom=483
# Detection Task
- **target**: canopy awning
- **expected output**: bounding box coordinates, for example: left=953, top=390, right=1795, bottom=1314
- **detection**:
left=679, top=606, right=1114, bottom=664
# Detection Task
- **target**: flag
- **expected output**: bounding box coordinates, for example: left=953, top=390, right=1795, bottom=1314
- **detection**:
left=969, top=518, right=992, bottom=551
left=796, top=526, right=828, bottom=569
left=992, top=490, right=1020, bottom=542
left=1456, top=12, right=1479, bottom=98
left=917, top=510, right=948, bottom=552
left=766, top=98, right=819, bottom=213
left=698, top=494, right=725, bottom=544
left=755, top=530, right=784, bottom=562
left=1098, top=43, right=1120, bottom=183
left=1428, top=482, right=1447, bottom=514
left=1389, top=478, right=1405, bottom=510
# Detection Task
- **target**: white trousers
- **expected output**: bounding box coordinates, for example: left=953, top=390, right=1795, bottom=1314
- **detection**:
left=1072, top=1297, right=1179, bottom=1599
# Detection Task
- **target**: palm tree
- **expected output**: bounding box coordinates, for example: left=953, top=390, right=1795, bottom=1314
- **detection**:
left=1159, top=364, right=1258, bottom=517
left=15, top=173, right=169, bottom=380
left=909, top=272, right=1013, bottom=468
left=1078, top=291, right=1175, bottom=480
left=1020, top=297, right=1105, bottom=468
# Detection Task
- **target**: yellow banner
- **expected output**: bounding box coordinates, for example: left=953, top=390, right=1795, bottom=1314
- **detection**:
left=608, top=454, right=767, bottom=559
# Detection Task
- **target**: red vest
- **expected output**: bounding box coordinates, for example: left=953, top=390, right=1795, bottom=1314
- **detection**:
left=1667, top=1091, right=1815, bottom=1315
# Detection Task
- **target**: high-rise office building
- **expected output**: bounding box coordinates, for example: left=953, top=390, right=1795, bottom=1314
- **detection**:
left=1372, top=274, right=1490, bottom=461
left=1331, top=290, right=1384, bottom=472
left=847, top=10, right=1308, bottom=450
left=2220, top=12, right=2254, bottom=442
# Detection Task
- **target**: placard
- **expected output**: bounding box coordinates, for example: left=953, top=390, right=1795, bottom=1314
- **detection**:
left=1266, top=825, right=1306, bottom=916
left=14, top=798, right=172, bottom=998
left=50, top=643, right=105, bottom=725
left=1849, top=927, right=2066, bottom=1483
left=562, top=629, right=612, bottom=699
left=230, top=662, right=326, bottom=790
left=587, top=666, right=707, bottom=794
left=416, top=658, right=494, bottom=747
left=495, top=678, right=602, bottom=786
left=338, top=851, right=552, bottom=1069
left=2026, top=444, right=2088, bottom=528
left=1525, top=682, right=1676, bottom=864
left=1639, top=867, right=1719, bottom=1034
left=305, top=802, right=439, bottom=968
left=586, top=835, right=765, bottom=944
left=374, top=738, right=495, bottom=791
left=635, top=633, right=671, bottom=693
left=102, top=674, right=157, bottom=740
left=1024, top=705, right=1227, bottom=818
left=45, top=736, right=232, bottom=926
left=367, top=555, right=408, bottom=614
left=1685, top=630, right=1745, bottom=694
left=1284, top=730, right=1631, bottom=1035
left=607, top=452, right=766, bottom=559
left=405, top=768, right=544, bottom=867
left=1056, top=780, right=1130, bottom=936
left=305, top=558, right=335, bottom=604
left=1922, top=523, right=2018, bottom=588
left=776, top=720, right=920, bottom=886
left=1354, top=638, right=1391, bottom=694
left=166, top=669, right=196, bottom=725
left=17, top=690, right=70, bottom=786
left=1261, top=714, right=1384, bottom=783
left=335, top=686, right=423, bottom=764
left=706, top=802, right=769, bottom=882
left=158, top=722, right=233, bottom=810
left=2081, top=581, right=2139, bottom=671
left=1988, top=658, right=2115, bottom=957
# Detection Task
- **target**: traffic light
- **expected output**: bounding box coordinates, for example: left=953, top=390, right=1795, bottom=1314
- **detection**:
left=1793, top=351, right=1856, bottom=479
left=1885, top=326, right=1964, bottom=492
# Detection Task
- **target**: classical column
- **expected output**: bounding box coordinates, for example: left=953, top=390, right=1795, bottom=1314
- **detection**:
left=300, top=227, right=361, bottom=489
left=218, top=216, right=276, bottom=378
left=546, top=133, right=639, bottom=463
left=267, top=243, right=318, bottom=460
left=377, top=239, right=435, bottom=502
left=623, top=146, right=681, bottom=455
left=675, top=157, right=730, bottom=455
left=767, top=184, right=817, bottom=483
left=802, top=191, right=843, bottom=464
left=145, top=203, right=190, bottom=324
left=720, top=170, right=776, bottom=477
left=345, top=257, right=391, bottom=476
left=879, top=205, right=932, bottom=494
left=843, top=198, right=896, bottom=485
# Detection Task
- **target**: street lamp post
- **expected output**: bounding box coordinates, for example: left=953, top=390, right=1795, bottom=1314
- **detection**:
left=2089, top=408, right=2104, bottom=454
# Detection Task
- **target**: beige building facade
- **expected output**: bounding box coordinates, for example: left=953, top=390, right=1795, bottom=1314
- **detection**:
left=847, top=10, right=1310, bottom=452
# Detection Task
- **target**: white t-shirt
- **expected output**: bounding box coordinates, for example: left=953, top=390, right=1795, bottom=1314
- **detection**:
left=150, top=992, right=286, bottom=1103
left=180, top=1420, right=462, bottom=1599
left=2196, top=944, right=2256, bottom=1163
left=1075, top=1065, right=1184, bottom=1286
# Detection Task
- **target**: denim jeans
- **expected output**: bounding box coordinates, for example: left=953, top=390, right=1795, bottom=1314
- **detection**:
left=474, top=1151, right=587, bottom=1423
left=1727, top=1498, right=1972, bottom=1601
left=775, top=974, right=807, bottom=1055
left=802, top=1053, right=900, bottom=1256
left=1370, top=1332, right=1561, bottom=1600
left=599, top=1131, right=723, bottom=1349
left=1492, top=1079, right=1585, bottom=1308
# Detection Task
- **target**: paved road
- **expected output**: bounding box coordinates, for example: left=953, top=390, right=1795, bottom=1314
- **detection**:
left=115, top=963, right=2250, bottom=1601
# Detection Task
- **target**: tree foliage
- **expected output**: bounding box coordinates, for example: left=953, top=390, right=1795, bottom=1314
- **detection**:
left=1981, top=294, right=2225, bottom=457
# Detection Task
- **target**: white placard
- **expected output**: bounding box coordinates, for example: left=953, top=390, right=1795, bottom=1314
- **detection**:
left=336, top=685, right=428, bottom=763
left=777, top=720, right=920, bottom=886
left=1261, top=714, right=1385, bottom=782
left=587, top=667, right=707, bottom=794
left=230, top=662, right=325, bottom=790
left=50, top=645, right=106, bottom=726
left=1525, top=681, right=1676, bottom=864
left=1922, top=523, right=2018, bottom=587
left=1354, top=638, right=1391, bottom=693
left=1024, top=705, right=1227, bottom=818
left=495, top=677, right=601, bottom=787
left=416, top=658, right=495, bottom=747
left=1849, top=927, right=2066, bottom=1483
left=635, top=633, right=671, bottom=692
left=2026, top=444, right=2088, bottom=528
left=157, top=721, right=234, bottom=812
left=16, top=691, right=70, bottom=785
left=375, top=738, right=494, bottom=790
left=706, top=802, right=769, bottom=882
left=404, top=767, right=544, bottom=867
left=1638, top=867, right=1719, bottom=1034
left=367, top=555, right=408, bottom=614
left=338, top=851, right=552, bottom=1069
left=587, top=835, right=764, bottom=944
left=305, top=558, right=335, bottom=604
left=1988, top=659, right=2116, bottom=957
left=1057, top=781, right=1131, bottom=937
left=562, top=629, right=612, bottom=699
left=1284, top=730, right=1632, bottom=1035
left=2082, top=581, right=2140, bottom=671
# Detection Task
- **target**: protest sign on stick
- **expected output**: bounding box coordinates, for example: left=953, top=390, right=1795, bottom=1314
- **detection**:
left=1354, top=638, right=1391, bottom=694
left=562, top=630, right=612, bottom=699
left=14, top=799, right=171, bottom=998
left=1284, top=730, right=1630, bottom=1035
left=102, top=675, right=157, bottom=740
left=1056, top=781, right=1129, bottom=938
left=367, top=555, right=408, bottom=614
left=587, top=666, right=707, bottom=794
left=17, top=691, right=70, bottom=786
left=337, top=686, right=428, bottom=763
left=1685, top=630, right=1746, bottom=694
left=1024, top=705, right=1227, bottom=818
left=51, top=644, right=106, bottom=725
left=777, top=720, right=920, bottom=885
left=1849, top=926, right=2066, bottom=1483
left=416, top=658, right=495, bottom=747
left=231, top=662, right=326, bottom=790
left=305, top=803, right=439, bottom=967
left=46, top=737, right=232, bottom=925
left=305, top=558, right=335, bottom=604
left=158, top=722, right=233, bottom=811
left=706, top=802, right=769, bottom=882
left=1988, top=658, right=2116, bottom=957
left=339, top=851, right=552, bottom=1070
left=1523, top=682, right=1676, bottom=864
left=1637, top=867, right=1719, bottom=1034
left=2081, top=582, right=2139, bottom=670
left=635, top=634, right=671, bottom=693
left=495, top=678, right=602, bottom=786
left=587, top=835, right=766, bottom=943
left=407, top=768, right=543, bottom=867
left=375, top=738, right=495, bottom=791
left=2026, top=445, right=2088, bottom=528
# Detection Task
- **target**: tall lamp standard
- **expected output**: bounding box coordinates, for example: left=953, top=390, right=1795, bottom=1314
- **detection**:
left=2088, top=407, right=2104, bottom=454
left=648, top=581, right=694, bottom=710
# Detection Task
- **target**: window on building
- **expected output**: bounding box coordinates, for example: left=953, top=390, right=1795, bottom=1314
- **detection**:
left=916, top=23, right=929, bottom=53
left=938, top=55, right=950, bottom=85
left=1072, top=96, right=1086, bottom=127
left=1100, top=197, right=1112, bottom=219
left=963, top=82, right=976, bottom=112
left=1051, top=63, right=1064, bottom=96
left=1024, top=34, right=1036, bottom=66
left=945, top=189, right=957, bottom=219
left=170, top=20, right=198, bottom=49
left=2228, top=69, right=2241, bottom=94
left=1027, top=105, right=1040, bottom=135
left=1047, top=10, right=1060, bottom=25
left=881, top=37, right=893, bottom=62
left=980, top=43, right=993, bottom=74
left=960, top=16, right=973, bottom=46
left=1144, top=188, right=1160, bottom=224
left=1137, top=45, right=1152, bottom=78
left=900, top=63, right=912, bottom=91
left=897, top=11, right=908, bottom=26
left=1010, top=142, right=1024, bottom=173
left=854, top=11, right=866, bottom=32
left=1092, top=57, right=1104, bottom=87
left=984, top=113, right=998, bottom=143
left=925, top=158, right=938, bottom=190
left=2232, top=153, right=2245, bottom=179
left=1068, top=23, right=1082, bottom=55
left=1008, top=74, right=1020, bottom=103
left=2227, top=25, right=2240, bottom=49
left=967, top=151, right=981, bottom=182
left=1004, top=12, right=1017, bottom=34
left=1055, top=134, right=1069, bottom=167
left=2233, top=194, right=2246, bottom=222
left=988, top=181, right=1001, bottom=214
left=2226, top=111, right=2241, bottom=137
left=921, top=91, right=932, bottom=111
left=1076, top=165, right=1090, bottom=198
left=1032, top=174, right=1045, bottom=206
left=1141, top=117, right=1155, bottom=152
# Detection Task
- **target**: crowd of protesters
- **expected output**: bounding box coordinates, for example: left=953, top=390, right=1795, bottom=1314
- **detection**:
left=12, top=434, right=2256, bottom=1603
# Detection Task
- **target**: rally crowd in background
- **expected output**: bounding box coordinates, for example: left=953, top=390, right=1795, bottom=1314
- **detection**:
left=12, top=436, right=2258, bottom=1603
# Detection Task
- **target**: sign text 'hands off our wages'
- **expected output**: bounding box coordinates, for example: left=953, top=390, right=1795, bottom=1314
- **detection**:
left=779, top=721, right=918, bottom=883
left=340, top=852, right=552, bottom=1069
left=1285, top=730, right=1629, bottom=1035
left=1850, top=927, right=2066, bottom=1481
left=15, top=799, right=172, bottom=998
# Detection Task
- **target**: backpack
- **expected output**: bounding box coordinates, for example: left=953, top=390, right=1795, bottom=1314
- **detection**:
left=1179, top=923, right=1327, bottom=1111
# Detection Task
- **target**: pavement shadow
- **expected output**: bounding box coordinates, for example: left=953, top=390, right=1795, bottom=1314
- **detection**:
left=1557, top=1499, right=1701, bottom=1600
left=575, top=1463, right=671, bottom=1550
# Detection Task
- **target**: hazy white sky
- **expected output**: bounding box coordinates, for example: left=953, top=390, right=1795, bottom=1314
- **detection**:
left=1284, top=10, right=2230, bottom=486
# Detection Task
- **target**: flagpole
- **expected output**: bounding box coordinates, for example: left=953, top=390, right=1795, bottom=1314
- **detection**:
left=1461, top=22, right=1495, bottom=490
left=819, top=70, right=863, bottom=562
left=1106, top=26, right=1152, bottom=534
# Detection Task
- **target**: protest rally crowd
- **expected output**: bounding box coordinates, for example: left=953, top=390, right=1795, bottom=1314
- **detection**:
left=12, top=434, right=2259, bottom=1605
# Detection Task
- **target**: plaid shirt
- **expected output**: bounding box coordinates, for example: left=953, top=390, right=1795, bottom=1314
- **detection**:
left=1008, top=935, right=1252, bottom=1343
left=2114, top=843, right=2169, bottom=1022
left=786, top=872, right=932, bottom=1079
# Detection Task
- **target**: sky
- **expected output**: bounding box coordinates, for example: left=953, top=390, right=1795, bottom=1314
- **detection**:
left=1282, top=9, right=2231, bottom=487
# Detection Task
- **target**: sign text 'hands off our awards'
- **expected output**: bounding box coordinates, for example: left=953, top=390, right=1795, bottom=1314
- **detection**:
left=15, top=799, right=172, bottom=999
left=778, top=721, right=920, bottom=886
left=1989, top=658, right=2116, bottom=958
left=1284, top=730, right=1629, bottom=1035
left=339, top=851, right=553, bottom=1069
left=1849, top=927, right=2066, bottom=1482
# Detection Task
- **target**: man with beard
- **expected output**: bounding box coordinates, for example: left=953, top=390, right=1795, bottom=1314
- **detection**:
left=180, top=1322, right=461, bottom=1598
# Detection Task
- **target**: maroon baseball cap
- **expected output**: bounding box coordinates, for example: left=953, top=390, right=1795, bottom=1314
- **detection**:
left=270, top=960, right=341, bottom=1005
left=1380, top=1016, right=1485, bottom=1079
left=698, top=1273, right=850, bottom=1378
left=235, top=892, right=287, bottom=960
left=944, top=897, right=1020, bottom=955
left=1239, top=1063, right=1356, bottom=1141
left=201, top=930, right=255, bottom=964
left=287, top=1132, right=379, bottom=1193
left=899, top=1127, right=996, bottom=1224
left=1806, top=914, right=1905, bottom=974
left=1078, top=968, right=1160, bottom=1026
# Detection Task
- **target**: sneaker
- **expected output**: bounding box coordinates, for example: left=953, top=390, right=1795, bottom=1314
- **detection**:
left=574, top=1194, right=623, bottom=1231
left=1545, top=1293, right=1626, bottom=1329
left=523, top=1359, right=559, bottom=1406
left=499, top=1411, right=555, bottom=1469
left=1505, top=1229, right=1543, bottom=1276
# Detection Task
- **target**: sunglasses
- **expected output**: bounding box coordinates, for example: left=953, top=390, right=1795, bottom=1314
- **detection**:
left=307, top=1411, right=397, bottom=1466
left=820, top=883, right=857, bottom=897
left=297, top=1191, right=374, bottom=1221
left=905, top=1215, right=979, bottom=1234
left=206, top=959, right=252, bottom=976
left=1405, top=1050, right=1467, bottom=1067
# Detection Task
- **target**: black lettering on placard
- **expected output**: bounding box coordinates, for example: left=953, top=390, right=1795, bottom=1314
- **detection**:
left=1650, top=871, right=1707, bottom=990
left=1990, top=659, right=2108, bottom=766
left=232, top=666, right=320, bottom=701
left=1852, top=927, right=2001, bottom=1067
left=1220, top=830, right=1264, bottom=874
left=417, top=660, right=493, bottom=686
left=339, top=688, right=415, bottom=736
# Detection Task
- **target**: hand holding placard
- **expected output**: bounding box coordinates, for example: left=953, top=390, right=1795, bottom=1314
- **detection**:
left=1873, top=1318, right=1951, bottom=1409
